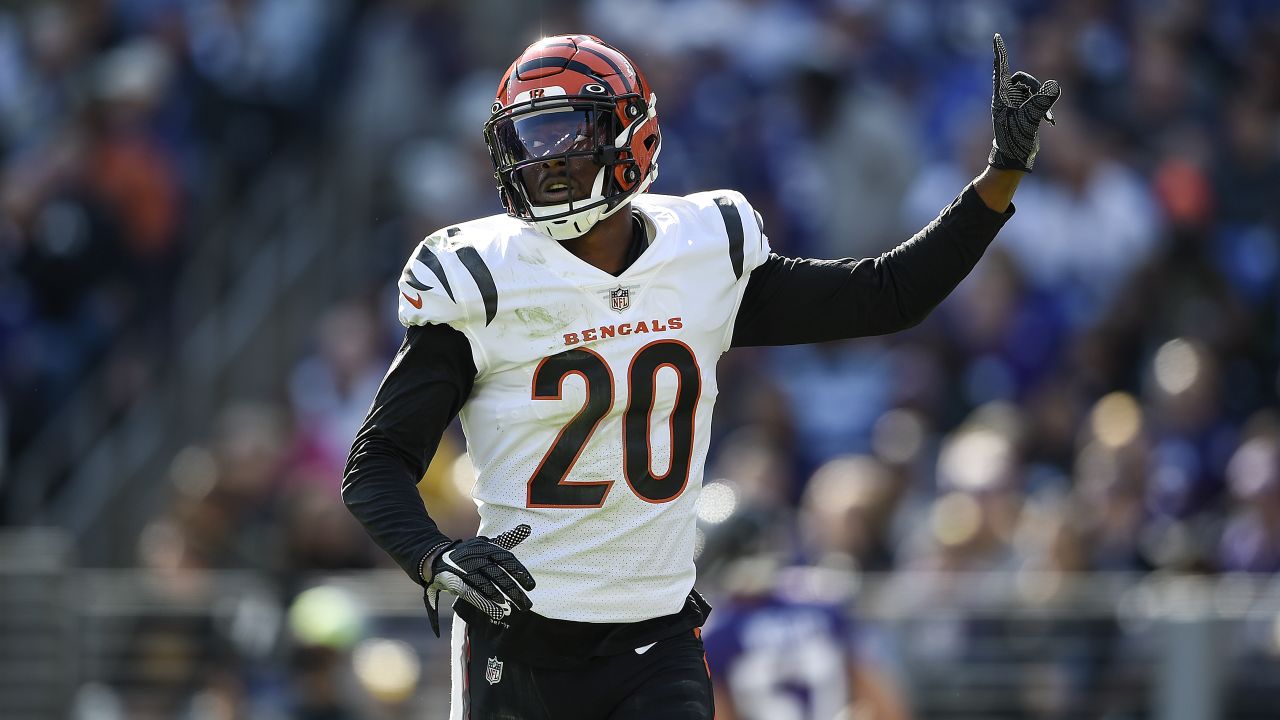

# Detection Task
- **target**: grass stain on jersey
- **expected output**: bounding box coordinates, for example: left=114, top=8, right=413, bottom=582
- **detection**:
left=515, top=306, right=572, bottom=334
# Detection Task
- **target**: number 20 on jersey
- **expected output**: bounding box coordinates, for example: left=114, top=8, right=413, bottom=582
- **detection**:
left=527, top=339, right=701, bottom=508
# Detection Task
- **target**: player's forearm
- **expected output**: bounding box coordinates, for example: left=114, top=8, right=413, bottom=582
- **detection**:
left=864, top=183, right=1015, bottom=335
left=342, top=323, right=477, bottom=584
left=731, top=184, right=1012, bottom=346
left=858, top=182, right=1015, bottom=333
left=972, top=166, right=1023, bottom=213
left=342, top=438, right=453, bottom=583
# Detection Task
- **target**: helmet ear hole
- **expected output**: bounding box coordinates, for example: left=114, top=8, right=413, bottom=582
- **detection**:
left=614, top=163, right=639, bottom=190
left=644, top=135, right=657, bottom=151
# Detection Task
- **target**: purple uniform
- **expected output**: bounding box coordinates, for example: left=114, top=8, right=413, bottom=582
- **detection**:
left=702, top=594, right=856, bottom=720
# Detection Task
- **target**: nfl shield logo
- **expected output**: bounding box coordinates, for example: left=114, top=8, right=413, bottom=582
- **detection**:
left=486, top=657, right=504, bottom=685
left=610, top=286, right=630, bottom=313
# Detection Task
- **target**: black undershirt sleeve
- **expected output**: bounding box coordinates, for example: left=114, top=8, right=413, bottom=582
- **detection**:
left=731, top=184, right=1014, bottom=347
left=341, top=322, right=477, bottom=585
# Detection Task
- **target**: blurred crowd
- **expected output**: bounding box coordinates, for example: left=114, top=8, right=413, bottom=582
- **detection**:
left=2, top=0, right=1280, bottom=717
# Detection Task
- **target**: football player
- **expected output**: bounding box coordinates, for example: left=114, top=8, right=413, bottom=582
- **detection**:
left=698, top=495, right=909, bottom=720
left=343, top=33, right=1058, bottom=719
left=702, top=568, right=909, bottom=720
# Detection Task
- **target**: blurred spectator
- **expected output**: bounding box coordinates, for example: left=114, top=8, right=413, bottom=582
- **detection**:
left=1071, top=392, right=1152, bottom=571
left=287, top=302, right=386, bottom=486
left=765, top=340, right=896, bottom=474
left=1218, top=431, right=1280, bottom=572
left=798, top=454, right=901, bottom=573
left=996, top=109, right=1160, bottom=330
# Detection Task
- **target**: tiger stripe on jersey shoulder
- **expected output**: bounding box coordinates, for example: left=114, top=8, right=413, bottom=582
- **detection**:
left=402, top=243, right=456, bottom=301
left=634, top=190, right=772, bottom=287
left=714, top=196, right=745, bottom=280
left=397, top=213, right=526, bottom=331
left=455, top=246, right=498, bottom=326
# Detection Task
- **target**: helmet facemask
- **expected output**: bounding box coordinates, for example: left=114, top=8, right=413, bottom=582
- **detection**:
left=484, top=89, right=660, bottom=241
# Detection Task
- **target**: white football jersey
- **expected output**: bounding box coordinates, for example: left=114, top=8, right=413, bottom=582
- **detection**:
left=397, top=191, right=770, bottom=623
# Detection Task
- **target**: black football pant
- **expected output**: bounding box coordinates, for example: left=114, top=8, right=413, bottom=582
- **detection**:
left=452, top=617, right=714, bottom=720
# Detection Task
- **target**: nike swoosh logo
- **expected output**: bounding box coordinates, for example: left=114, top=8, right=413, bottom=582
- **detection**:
left=634, top=642, right=657, bottom=655
left=496, top=600, right=512, bottom=616
left=441, top=552, right=467, bottom=576
left=401, top=291, right=423, bottom=309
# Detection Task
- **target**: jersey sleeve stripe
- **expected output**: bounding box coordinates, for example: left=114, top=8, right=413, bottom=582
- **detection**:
left=410, top=244, right=456, bottom=302
left=715, top=196, right=745, bottom=279
left=456, top=246, right=499, bottom=326
left=401, top=265, right=430, bottom=292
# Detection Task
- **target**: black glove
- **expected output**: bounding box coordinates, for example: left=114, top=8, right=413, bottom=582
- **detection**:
left=988, top=33, right=1062, bottom=172
left=423, top=524, right=536, bottom=637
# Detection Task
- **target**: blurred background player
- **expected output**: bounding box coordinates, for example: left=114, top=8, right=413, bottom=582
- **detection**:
left=699, top=504, right=910, bottom=720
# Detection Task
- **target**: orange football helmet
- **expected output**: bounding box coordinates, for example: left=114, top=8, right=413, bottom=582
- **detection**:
left=484, top=35, right=661, bottom=240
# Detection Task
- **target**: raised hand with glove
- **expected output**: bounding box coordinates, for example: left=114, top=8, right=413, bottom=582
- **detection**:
left=422, top=524, right=536, bottom=637
left=988, top=32, right=1062, bottom=173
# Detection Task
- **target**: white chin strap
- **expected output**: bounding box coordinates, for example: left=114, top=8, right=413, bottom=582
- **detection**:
left=529, top=166, right=612, bottom=241
left=528, top=162, right=659, bottom=241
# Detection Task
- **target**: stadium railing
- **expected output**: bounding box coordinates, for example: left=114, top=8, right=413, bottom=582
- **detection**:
left=3, top=531, right=1278, bottom=720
